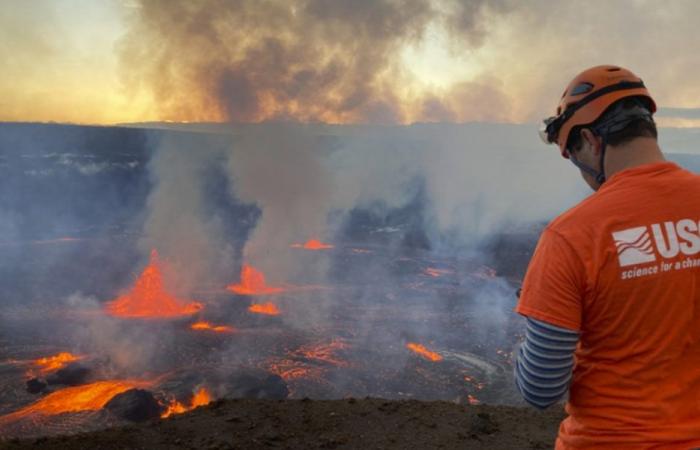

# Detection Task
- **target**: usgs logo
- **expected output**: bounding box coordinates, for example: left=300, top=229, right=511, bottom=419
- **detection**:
left=612, top=219, right=700, bottom=267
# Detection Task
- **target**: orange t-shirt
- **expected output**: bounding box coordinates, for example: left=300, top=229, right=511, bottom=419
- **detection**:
left=517, top=161, right=700, bottom=449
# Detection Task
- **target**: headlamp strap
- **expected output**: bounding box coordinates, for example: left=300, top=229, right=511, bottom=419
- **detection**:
left=546, top=81, right=647, bottom=142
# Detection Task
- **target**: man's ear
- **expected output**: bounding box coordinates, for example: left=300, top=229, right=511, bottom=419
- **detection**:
left=579, top=129, right=602, bottom=155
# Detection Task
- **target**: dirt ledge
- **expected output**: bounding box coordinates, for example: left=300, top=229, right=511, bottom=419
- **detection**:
left=0, top=398, right=564, bottom=450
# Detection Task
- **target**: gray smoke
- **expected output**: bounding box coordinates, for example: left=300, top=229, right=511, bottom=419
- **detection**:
left=117, top=0, right=511, bottom=123
left=139, top=133, right=235, bottom=295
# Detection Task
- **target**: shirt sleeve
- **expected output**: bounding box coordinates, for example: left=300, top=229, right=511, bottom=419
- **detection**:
left=514, top=317, right=578, bottom=409
left=515, top=228, right=586, bottom=332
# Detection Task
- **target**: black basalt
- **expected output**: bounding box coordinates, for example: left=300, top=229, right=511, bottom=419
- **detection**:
left=104, top=389, right=162, bottom=422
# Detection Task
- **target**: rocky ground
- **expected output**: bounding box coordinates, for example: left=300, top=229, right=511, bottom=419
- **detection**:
left=0, top=398, right=564, bottom=449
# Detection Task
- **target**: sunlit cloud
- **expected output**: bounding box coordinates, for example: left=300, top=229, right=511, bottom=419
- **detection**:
left=2, top=0, right=700, bottom=125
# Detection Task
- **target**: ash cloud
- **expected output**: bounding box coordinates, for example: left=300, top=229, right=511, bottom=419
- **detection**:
left=117, top=0, right=511, bottom=124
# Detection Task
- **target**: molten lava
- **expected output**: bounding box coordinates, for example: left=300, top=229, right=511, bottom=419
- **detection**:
left=406, top=343, right=443, bottom=362
left=424, top=268, right=453, bottom=278
left=227, top=264, right=284, bottom=295
left=291, top=239, right=334, bottom=250
left=161, top=387, right=212, bottom=418
left=248, top=302, right=281, bottom=316
left=1, top=380, right=145, bottom=421
left=464, top=376, right=485, bottom=391
left=268, top=339, right=349, bottom=382
left=32, top=352, right=83, bottom=374
left=105, top=249, right=203, bottom=319
left=190, top=321, right=235, bottom=333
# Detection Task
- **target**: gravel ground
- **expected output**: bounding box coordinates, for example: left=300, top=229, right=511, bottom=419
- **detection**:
left=0, top=398, right=564, bottom=450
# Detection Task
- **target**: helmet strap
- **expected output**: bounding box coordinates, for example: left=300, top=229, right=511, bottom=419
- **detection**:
left=596, top=136, right=608, bottom=184
left=568, top=135, right=607, bottom=185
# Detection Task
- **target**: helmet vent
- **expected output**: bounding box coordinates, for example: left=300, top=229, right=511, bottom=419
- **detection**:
left=607, top=67, right=621, bottom=72
left=570, top=82, right=594, bottom=96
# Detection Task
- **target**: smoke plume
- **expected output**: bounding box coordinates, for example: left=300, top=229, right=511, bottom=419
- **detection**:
left=118, top=0, right=509, bottom=123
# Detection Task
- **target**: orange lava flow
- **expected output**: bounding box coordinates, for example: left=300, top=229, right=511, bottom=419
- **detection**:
left=406, top=343, right=443, bottom=362
left=32, top=352, right=83, bottom=374
left=291, top=239, right=334, bottom=250
left=161, top=387, right=212, bottom=418
left=424, top=268, right=453, bottom=278
left=190, top=321, right=235, bottom=333
left=0, top=380, right=146, bottom=421
left=248, top=302, right=280, bottom=316
left=105, top=250, right=203, bottom=319
left=227, top=264, right=284, bottom=296
left=268, top=339, right=349, bottom=381
left=298, top=339, right=349, bottom=366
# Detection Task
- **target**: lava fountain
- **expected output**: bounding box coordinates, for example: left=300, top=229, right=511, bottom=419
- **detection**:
left=227, top=264, right=284, bottom=296
left=161, top=387, right=212, bottom=418
left=105, top=250, right=203, bottom=319
left=406, top=343, right=443, bottom=362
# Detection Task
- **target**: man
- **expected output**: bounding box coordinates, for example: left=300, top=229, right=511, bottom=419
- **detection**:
left=514, top=65, right=700, bottom=449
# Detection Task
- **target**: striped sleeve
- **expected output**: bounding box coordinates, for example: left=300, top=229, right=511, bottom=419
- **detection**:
left=514, top=317, right=579, bottom=409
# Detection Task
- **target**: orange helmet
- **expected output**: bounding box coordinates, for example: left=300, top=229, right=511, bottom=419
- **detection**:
left=539, top=65, right=656, bottom=158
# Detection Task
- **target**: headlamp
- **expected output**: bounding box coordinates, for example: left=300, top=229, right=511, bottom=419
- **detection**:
left=539, top=116, right=559, bottom=145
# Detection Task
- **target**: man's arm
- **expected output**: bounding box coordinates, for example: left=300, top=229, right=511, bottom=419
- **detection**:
left=515, top=317, right=579, bottom=409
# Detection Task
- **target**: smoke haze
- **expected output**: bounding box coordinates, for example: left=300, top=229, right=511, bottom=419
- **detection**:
left=117, top=0, right=508, bottom=123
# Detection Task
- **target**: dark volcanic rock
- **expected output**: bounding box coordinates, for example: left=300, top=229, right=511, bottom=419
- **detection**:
left=46, top=363, right=91, bottom=386
left=104, top=389, right=162, bottom=422
left=228, top=373, right=289, bottom=400
left=26, top=378, right=47, bottom=394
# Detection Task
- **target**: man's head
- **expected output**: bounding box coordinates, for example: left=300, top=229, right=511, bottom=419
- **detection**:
left=567, top=98, right=657, bottom=189
left=539, top=65, right=659, bottom=189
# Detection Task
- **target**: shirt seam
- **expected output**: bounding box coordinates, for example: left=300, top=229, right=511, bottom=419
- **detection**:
left=516, top=305, right=581, bottom=332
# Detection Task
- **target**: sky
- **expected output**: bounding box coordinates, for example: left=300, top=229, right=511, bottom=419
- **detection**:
left=2, top=0, right=700, bottom=126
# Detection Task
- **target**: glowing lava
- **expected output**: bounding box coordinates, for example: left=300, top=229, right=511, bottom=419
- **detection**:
left=227, top=264, right=285, bottom=296
left=105, top=250, right=203, bottom=319
left=32, top=352, right=83, bottom=374
left=248, top=302, right=281, bottom=316
left=161, top=387, right=212, bottom=418
left=424, top=268, right=453, bottom=278
left=291, top=239, right=334, bottom=250
left=268, top=339, right=349, bottom=382
left=0, top=380, right=146, bottom=421
left=406, top=343, right=443, bottom=362
left=190, top=321, right=235, bottom=333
